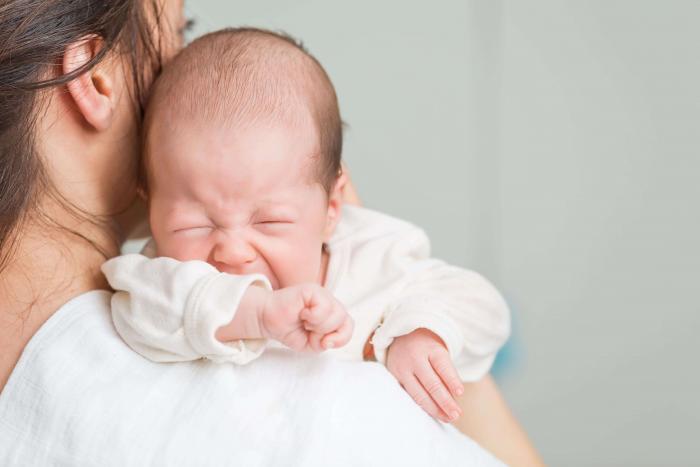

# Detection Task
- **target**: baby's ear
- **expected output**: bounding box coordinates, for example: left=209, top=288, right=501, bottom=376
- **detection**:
left=322, top=171, right=348, bottom=241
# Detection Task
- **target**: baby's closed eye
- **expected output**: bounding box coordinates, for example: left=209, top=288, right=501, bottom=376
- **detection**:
left=254, top=219, right=294, bottom=233
left=173, top=226, right=214, bottom=236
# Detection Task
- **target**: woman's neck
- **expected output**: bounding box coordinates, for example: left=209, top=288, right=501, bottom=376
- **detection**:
left=0, top=221, right=116, bottom=391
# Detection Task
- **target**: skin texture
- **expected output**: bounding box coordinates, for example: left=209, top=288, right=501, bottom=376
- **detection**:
left=0, top=1, right=543, bottom=463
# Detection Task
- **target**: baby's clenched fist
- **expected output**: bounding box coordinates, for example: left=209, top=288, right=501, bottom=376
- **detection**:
left=260, top=284, right=353, bottom=353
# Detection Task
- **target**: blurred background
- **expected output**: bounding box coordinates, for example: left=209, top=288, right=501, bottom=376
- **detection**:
left=185, top=1, right=699, bottom=465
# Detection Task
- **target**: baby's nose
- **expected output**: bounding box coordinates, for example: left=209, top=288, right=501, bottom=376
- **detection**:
left=212, top=234, right=257, bottom=269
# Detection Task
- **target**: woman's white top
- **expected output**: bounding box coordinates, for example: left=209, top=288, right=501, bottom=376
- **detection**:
left=0, top=290, right=503, bottom=466
left=103, top=205, right=511, bottom=382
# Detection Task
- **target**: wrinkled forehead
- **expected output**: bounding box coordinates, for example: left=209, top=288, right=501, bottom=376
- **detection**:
left=147, top=115, right=323, bottom=198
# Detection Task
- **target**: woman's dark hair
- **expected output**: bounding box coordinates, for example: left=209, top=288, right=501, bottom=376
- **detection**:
left=0, top=0, right=172, bottom=273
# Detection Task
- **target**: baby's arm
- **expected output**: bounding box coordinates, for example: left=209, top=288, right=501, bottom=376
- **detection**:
left=370, top=229, right=511, bottom=421
left=102, top=254, right=353, bottom=363
left=102, top=254, right=271, bottom=363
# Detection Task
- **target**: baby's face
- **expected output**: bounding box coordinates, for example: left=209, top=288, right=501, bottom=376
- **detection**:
left=147, top=119, right=339, bottom=289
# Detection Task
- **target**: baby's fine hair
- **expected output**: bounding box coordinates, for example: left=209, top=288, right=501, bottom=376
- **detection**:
left=144, top=27, right=343, bottom=193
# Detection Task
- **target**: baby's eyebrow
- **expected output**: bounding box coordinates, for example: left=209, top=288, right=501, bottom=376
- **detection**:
left=164, top=199, right=206, bottom=216
left=254, top=202, right=299, bottom=217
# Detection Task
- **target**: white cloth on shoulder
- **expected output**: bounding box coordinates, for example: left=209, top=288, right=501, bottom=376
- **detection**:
left=0, top=291, right=504, bottom=467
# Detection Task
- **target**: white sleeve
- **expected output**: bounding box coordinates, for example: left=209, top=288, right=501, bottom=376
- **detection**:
left=101, top=254, right=272, bottom=364
left=370, top=229, right=511, bottom=382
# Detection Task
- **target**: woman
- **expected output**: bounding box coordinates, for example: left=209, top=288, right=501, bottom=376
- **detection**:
left=0, top=1, right=542, bottom=465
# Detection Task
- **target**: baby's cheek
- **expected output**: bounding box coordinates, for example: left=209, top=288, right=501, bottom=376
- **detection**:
left=296, top=247, right=325, bottom=285
left=270, top=250, right=316, bottom=287
left=271, top=261, right=303, bottom=288
left=161, top=237, right=209, bottom=262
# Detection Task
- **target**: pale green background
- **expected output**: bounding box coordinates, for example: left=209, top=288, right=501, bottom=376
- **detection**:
left=185, top=1, right=700, bottom=465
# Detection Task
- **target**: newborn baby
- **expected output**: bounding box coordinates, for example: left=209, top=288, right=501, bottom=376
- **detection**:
left=102, top=28, right=510, bottom=423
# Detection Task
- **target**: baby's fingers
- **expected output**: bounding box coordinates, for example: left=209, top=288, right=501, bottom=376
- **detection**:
left=321, top=314, right=354, bottom=349
left=401, top=374, right=451, bottom=423
left=415, top=362, right=461, bottom=422
left=303, top=302, right=346, bottom=333
left=302, top=305, right=345, bottom=352
left=307, top=329, right=325, bottom=353
left=299, top=293, right=333, bottom=327
left=429, top=352, right=464, bottom=399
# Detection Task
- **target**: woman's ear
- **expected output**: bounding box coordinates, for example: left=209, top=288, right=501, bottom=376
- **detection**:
left=323, top=171, right=348, bottom=241
left=63, top=36, right=114, bottom=131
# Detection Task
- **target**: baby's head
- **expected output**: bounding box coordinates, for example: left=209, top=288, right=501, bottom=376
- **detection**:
left=143, top=28, right=345, bottom=289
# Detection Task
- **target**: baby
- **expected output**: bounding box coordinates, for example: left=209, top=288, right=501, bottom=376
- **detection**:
left=102, top=28, right=510, bottom=423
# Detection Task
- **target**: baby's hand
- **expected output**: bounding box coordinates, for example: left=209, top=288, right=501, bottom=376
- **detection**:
left=261, top=284, right=353, bottom=353
left=386, top=328, right=464, bottom=423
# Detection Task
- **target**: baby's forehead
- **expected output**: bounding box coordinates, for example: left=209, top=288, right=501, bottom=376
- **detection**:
left=150, top=117, right=322, bottom=188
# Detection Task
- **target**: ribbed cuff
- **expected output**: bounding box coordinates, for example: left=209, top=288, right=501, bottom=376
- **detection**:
left=184, top=273, right=272, bottom=364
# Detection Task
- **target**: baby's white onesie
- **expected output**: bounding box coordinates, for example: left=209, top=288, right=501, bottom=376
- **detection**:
left=102, top=205, right=511, bottom=381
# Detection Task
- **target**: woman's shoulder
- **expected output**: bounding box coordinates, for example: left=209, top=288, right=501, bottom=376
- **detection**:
left=0, top=290, right=117, bottom=391
left=0, top=290, right=125, bottom=462
left=0, top=291, right=501, bottom=466
left=4, top=290, right=119, bottom=371
left=0, top=293, right=339, bottom=463
left=0, top=290, right=126, bottom=411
